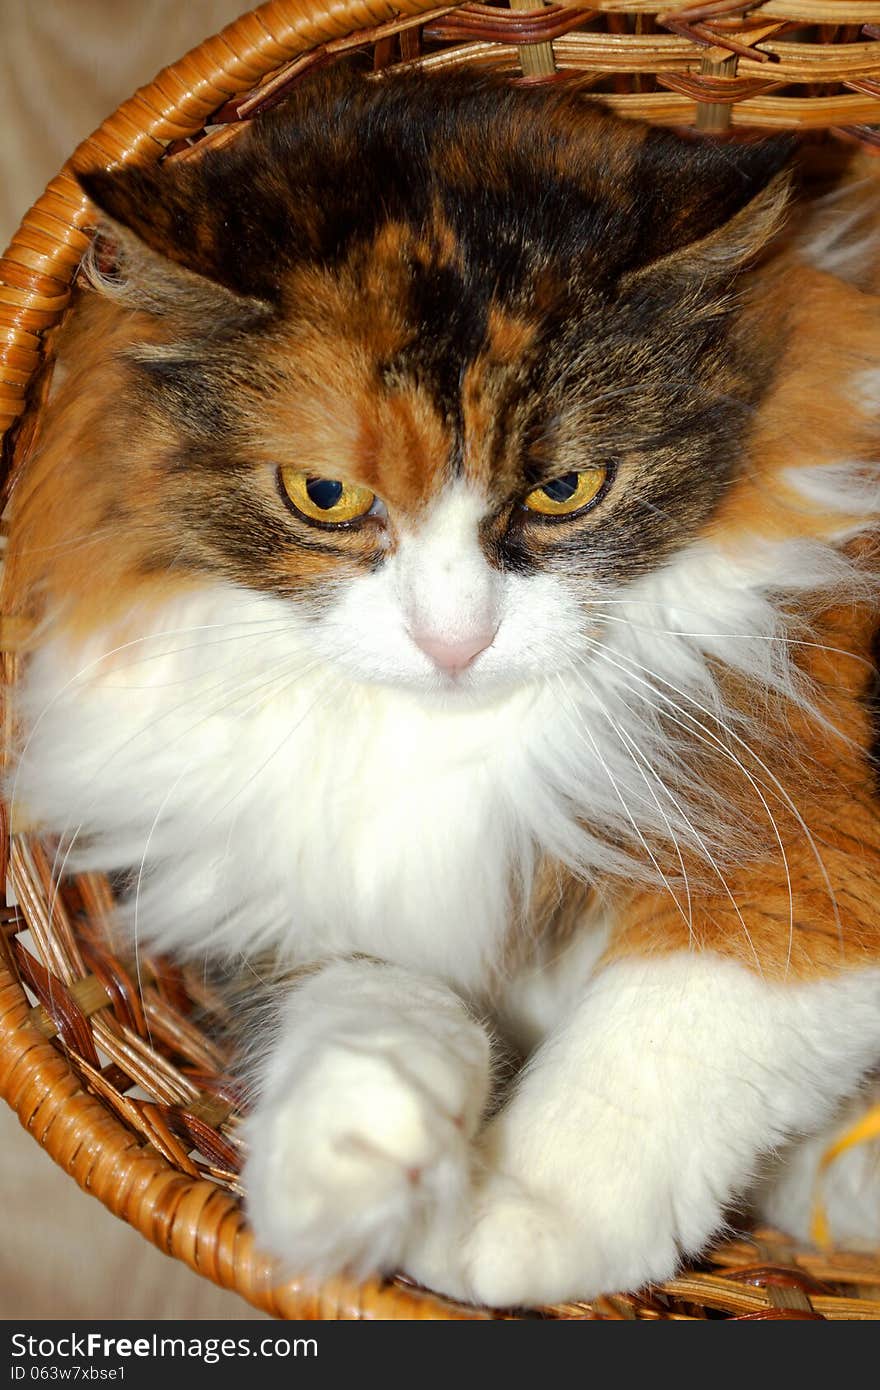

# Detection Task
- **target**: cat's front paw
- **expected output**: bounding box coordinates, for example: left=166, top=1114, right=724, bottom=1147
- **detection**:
left=406, top=1167, right=683, bottom=1308
left=244, top=1014, right=490, bottom=1279
left=403, top=1171, right=578, bottom=1307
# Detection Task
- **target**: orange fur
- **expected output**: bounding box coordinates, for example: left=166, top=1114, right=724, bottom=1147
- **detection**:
left=7, top=85, right=880, bottom=995
left=3, top=299, right=202, bottom=642
left=603, top=600, right=880, bottom=979
left=712, top=263, right=880, bottom=552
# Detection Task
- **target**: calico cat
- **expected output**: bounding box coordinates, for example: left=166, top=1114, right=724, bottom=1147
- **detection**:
left=6, top=65, right=880, bottom=1307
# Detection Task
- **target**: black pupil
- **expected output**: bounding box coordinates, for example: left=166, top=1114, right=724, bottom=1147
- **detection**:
left=306, top=478, right=344, bottom=510
left=542, top=473, right=579, bottom=503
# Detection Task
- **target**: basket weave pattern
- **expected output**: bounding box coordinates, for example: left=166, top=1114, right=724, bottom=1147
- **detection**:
left=2, top=0, right=880, bottom=1319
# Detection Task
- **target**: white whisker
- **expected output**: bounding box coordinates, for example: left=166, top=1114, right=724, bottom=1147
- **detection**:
left=577, top=676, right=696, bottom=944
left=579, top=634, right=830, bottom=972
left=552, top=674, right=692, bottom=935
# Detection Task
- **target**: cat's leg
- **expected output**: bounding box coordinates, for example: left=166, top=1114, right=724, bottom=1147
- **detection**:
left=242, top=958, right=491, bottom=1279
left=404, top=952, right=880, bottom=1306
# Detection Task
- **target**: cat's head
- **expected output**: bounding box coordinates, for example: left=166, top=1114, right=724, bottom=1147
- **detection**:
left=34, top=67, right=799, bottom=696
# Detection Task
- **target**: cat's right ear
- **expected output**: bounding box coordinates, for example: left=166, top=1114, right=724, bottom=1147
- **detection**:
left=77, top=156, right=279, bottom=321
left=615, top=128, right=795, bottom=292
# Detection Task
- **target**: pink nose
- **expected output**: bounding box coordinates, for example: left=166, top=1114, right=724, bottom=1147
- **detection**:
left=413, top=629, right=496, bottom=675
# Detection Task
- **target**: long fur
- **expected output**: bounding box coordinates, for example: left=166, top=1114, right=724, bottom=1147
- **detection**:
left=7, top=69, right=880, bottom=1304
left=10, top=500, right=876, bottom=983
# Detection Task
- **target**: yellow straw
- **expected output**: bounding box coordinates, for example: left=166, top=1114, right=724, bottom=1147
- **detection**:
left=810, top=1102, right=880, bottom=1247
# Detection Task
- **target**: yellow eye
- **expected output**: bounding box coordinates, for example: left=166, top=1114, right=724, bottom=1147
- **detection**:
left=523, top=467, right=608, bottom=518
left=279, top=468, right=377, bottom=525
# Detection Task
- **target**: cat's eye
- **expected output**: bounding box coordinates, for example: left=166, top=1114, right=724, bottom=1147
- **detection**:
left=279, top=467, right=377, bottom=526
left=523, top=467, right=609, bottom=519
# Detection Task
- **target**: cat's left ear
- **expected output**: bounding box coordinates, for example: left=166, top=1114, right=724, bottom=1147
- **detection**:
left=621, top=130, right=795, bottom=288
left=77, top=151, right=282, bottom=310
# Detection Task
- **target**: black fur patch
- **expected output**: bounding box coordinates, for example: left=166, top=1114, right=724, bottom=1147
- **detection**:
left=77, top=67, right=794, bottom=597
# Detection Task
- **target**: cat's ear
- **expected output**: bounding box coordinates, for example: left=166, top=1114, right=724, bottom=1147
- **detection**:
left=77, top=155, right=280, bottom=316
left=620, top=131, right=795, bottom=287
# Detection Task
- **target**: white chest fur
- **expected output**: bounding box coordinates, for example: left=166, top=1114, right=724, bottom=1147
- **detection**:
left=11, top=495, right=872, bottom=995
left=12, top=588, right=557, bottom=989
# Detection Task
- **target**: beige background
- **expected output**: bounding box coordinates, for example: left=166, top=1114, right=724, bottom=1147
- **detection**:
left=0, top=0, right=269, bottom=1321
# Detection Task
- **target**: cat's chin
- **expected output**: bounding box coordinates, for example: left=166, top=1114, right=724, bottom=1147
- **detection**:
left=350, top=662, right=540, bottom=708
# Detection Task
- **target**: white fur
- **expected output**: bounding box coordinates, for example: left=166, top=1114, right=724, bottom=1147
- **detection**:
left=403, top=956, right=880, bottom=1305
left=13, top=485, right=869, bottom=984
left=244, top=960, right=490, bottom=1278
left=756, top=1091, right=880, bottom=1248
left=320, top=484, right=584, bottom=693
left=9, top=459, right=880, bottom=1301
left=392, top=487, right=501, bottom=655
left=797, top=178, right=880, bottom=285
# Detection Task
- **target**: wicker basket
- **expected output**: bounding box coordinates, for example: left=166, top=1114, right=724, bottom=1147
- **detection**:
left=3, top=0, right=880, bottom=1321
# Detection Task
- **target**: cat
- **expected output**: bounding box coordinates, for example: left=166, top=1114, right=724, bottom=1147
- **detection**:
left=6, top=64, right=880, bottom=1308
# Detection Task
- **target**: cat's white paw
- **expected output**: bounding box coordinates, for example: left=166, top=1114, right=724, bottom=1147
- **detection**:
left=244, top=1011, right=490, bottom=1278
left=403, top=1172, right=577, bottom=1307
left=458, top=1179, right=580, bottom=1307
left=406, top=1165, right=682, bottom=1308
left=403, top=1086, right=691, bottom=1308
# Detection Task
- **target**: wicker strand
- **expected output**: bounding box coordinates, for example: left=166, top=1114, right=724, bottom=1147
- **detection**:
left=510, top=0, right=558, bottom=77
left=0, top=957, right=488, bottom=1320
left=0, top=0, right=451, bottom=442
left=6, top=3, right=880, bottom=443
